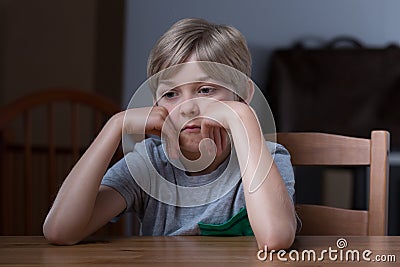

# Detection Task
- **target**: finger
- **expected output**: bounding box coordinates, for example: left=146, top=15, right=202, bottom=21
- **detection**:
left=213, top=127, right=222, bottom=157
left=146, top=107, right=167, bottom=136
left=200, top=120, right=214, bottom=156
left=163, top=124, right=178, bottom=159
left=220, top=128, right=228, bottom=153
left=201, top=119, right=211, bottom=140
left=209, top=124, right=214, bottom=141
left=207, top=123, right=216, bottom=155
left=161, top=114, right=180, bottom=160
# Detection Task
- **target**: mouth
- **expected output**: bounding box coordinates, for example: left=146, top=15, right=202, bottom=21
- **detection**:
left=181, top=124, right=201, bottom=133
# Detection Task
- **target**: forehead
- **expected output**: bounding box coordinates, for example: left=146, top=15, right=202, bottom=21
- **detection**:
left=156, top=62, right=232, bottom=92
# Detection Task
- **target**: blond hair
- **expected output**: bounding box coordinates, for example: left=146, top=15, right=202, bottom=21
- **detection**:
left=147, top=18, right=252, bottom=80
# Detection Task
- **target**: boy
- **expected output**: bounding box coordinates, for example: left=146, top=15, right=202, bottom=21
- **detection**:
left=43, top=18, right=297, bottom=250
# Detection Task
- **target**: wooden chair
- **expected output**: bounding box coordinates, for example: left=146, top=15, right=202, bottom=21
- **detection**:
left=274, top=131, right=390, bottom=235
left=0, top=89, right=123, bottom=235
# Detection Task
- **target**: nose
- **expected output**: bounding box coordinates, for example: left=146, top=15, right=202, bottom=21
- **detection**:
left=179, top=98, right=200, bottom=117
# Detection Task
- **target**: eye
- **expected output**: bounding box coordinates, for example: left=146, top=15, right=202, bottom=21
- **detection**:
left=162, top=91, right=178, bottom=99
left=198, top=87, right=215, bottom=95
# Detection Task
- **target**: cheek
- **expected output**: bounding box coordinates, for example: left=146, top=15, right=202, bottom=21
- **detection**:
left=214, top=90, right=236, bottom=101
left=156, top=100, right=173, bottom=114
left=162, top=105, right=180, bottom=126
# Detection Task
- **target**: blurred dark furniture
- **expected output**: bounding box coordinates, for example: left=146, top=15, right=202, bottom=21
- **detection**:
left=267, top=37, right=400, bottom=146
left=0, top=89, right=123, bottom=235
left=272, top=131, right=389, bottom=235
left=267, top=37, right=400, bottom=235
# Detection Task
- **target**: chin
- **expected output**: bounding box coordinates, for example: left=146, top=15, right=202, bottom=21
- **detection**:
left=179, top=150, right=200, bottom=161
left=180, top=136, right=201, bottom=148
left=179, top=143, right=200, bottom=159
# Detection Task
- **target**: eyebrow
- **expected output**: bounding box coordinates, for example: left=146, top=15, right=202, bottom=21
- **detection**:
left=158, top=76, right=213, bottom=87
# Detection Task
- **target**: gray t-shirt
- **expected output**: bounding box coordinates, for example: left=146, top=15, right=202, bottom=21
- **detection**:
left=102, top=137, right=295, bottom=236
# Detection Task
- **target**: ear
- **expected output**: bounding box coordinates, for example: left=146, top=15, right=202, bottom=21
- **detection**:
left=243, top=79, right=254, bottom=104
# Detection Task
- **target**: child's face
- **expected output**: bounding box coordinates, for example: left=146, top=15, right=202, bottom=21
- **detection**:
left=155, top=60, right=236, bottom=160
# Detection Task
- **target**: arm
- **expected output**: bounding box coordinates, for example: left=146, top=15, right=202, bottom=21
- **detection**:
left=43, top=106, right=175, bottom=245
left=201, top=101, right=296, bottom=250
left=43, top=112, right=127, bottom=245
left=229, top=103, right=296, bottom=250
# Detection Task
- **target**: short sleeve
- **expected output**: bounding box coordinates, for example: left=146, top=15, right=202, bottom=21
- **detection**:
left=101, top=141, right=151, bottom=216
left=267, top=142, right=295, bottom=202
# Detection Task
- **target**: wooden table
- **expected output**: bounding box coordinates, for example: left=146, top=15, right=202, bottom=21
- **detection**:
left=0, top=236, right=399, bottom=266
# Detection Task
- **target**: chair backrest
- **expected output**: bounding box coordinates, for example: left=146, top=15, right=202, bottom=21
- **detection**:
left=273, top=131, right=390, bottom=235
left=0, top=89, right=122, bottom=235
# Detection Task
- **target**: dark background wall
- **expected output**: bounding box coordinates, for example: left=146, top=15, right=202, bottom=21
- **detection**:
left=122, top=0, right=400, bottom=106
left=0, top=0, right=124, bottom=105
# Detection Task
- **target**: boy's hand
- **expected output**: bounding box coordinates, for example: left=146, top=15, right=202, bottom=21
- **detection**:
left=200, top=99, right=249, bottom=157
left=123, top=107, right=179, bottom=159
left=200, top=118, right=228, bottom=157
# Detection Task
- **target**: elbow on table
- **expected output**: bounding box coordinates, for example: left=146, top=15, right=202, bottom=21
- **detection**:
left=43, top=221, right=81, bottom=246
left=257, top=229, right=296, bottom=251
